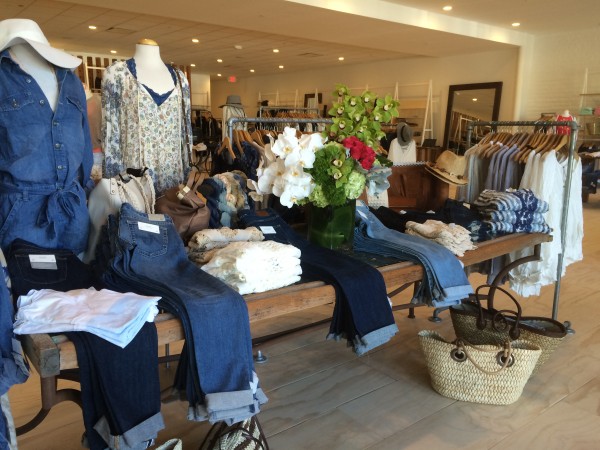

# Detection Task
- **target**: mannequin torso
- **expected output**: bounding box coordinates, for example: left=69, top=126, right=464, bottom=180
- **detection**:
left=133, top=42, right=173, bottom=94
left=9, top=43, right=58, bottom=110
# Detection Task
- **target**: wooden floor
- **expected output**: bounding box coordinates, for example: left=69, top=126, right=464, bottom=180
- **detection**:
left=9, top=194, right=600, bottom=449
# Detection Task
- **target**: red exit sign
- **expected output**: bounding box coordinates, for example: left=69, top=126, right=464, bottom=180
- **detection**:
left=228, top=76, right=237, bottom=83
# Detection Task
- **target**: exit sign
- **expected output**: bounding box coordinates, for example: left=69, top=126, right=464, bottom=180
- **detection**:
left=228, top=76, right=237, bottom=83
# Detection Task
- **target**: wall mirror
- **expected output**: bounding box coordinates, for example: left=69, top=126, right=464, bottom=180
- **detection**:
left=443, top=82, right=503, bottom=152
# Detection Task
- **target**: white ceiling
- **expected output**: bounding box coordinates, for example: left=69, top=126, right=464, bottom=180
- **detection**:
left=3, top=0, right=600, bottom=80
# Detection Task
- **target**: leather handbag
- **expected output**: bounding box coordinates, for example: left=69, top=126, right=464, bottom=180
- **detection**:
left=155, top=169, right=210, bottom=241
left=449, top=284, right=567, bottom=374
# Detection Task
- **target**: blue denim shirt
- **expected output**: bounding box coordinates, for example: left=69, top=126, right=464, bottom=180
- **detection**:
left=0, top=49, right=92, bottom=253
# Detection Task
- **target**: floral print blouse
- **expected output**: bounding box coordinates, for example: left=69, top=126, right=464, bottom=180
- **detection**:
left=101, top=60, right=192, bottom=195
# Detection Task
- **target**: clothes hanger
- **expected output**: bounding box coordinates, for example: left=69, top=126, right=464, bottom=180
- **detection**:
left=217, top=136, right=236, bottom=160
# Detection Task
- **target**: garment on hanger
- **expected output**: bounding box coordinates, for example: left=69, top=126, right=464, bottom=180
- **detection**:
left=102, top=60, right=192, bottom=195
left=389, top=138, right=417, bottom=165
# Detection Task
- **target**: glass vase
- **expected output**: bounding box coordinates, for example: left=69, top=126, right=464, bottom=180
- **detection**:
left=307, top=199, right=356, bottom=250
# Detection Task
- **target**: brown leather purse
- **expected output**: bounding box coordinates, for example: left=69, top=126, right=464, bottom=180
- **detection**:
left=155, top=169, right=210, bottom=241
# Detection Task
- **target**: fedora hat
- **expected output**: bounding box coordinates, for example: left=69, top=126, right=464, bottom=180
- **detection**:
left=0, top=19, right=81, bottom=69
left=424, top=150, right=468, bottom=185
left=219, top=94, right=244, bottom=108
left=396, top=122, right=414, bottom=146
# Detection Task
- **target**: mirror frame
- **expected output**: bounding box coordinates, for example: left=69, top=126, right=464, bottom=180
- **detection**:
left=442, top=82, right=503, bottom=150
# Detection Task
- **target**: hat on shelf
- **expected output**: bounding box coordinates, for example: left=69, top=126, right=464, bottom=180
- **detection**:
left=424, top=150, right=468, bottom=186
left=396, top=122, right=414, bottom=146
left=219, top=95, right=244, bottom=108
left=0, top=18, right=81, bottom=69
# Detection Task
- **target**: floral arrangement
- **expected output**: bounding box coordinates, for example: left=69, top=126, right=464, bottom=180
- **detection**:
left=248, top=84, right=399, bottom=208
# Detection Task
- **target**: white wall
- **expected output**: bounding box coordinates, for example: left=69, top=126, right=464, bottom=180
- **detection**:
left=519, top=28, right=600, bottom=121
left=190, top=73, right=211, bottom=108
left=210, top=47, right=519, bottom=144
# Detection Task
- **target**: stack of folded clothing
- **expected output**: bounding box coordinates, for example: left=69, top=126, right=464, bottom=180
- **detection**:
left=201, top=241, right=302, bottom=295
left=405, top=220, right=476, bottom=257
left=187, top=226, right=264, bottom=264
left=473, top=189, right=551, bottom=235
left=13, top=288, right=160, bottom=348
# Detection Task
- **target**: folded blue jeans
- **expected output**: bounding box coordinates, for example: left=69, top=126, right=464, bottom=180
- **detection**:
left=239, top=208, right=398, bottom=355
left=105, top=203, right=265, bottom=424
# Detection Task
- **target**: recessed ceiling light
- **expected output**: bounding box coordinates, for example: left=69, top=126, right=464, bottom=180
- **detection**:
left=278, top=65, right=284, bottom=69
left=110, top=50, right=117, bottom=54
left=250, top=69, right=255, bottom=73
left=338, top=57, right=344, bottom=61
left=273, top=49, right=279, bottom=53
left=234, top=45, right=243, bottom=50
left=512, top=22, right=521, bottom=27
left=88, top=25, right=97, bottom=30
left=217, top=59, right=223, bottom=63
left=192, top=38, right=199, bottom=43
left=472, top=98, right=478, bottom=102
left=443, top=6, right=452, bottom=11
left=190, top=64, right=196, bottom=67
left=217, top=73, right=222, bottom=77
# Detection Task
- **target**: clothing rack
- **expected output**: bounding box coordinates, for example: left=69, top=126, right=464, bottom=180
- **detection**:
left=258, top=106, right=321, bottom=118
left=466, top=120, right=579, bottom=325
left=226, top=116, right=333, bottom=142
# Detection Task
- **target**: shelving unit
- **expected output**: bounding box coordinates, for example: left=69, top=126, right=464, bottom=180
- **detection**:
left=578, top=68, right=600, bottom=144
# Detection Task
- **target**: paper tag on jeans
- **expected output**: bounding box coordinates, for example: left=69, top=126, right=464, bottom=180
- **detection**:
left=259, top=226, right=276, bottom=234
left=148, top=214, right=166, bottom=222
left=138, top=222, right=160, bottom=234
left=29, top=254, right=57, bottom=270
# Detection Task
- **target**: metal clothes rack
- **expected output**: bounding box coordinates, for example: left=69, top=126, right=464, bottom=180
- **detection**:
left=466, top=120, right=579, bottom=326
left=258, top=106, right=321, bottom=118
left=227, top=116, right=333, bottom=142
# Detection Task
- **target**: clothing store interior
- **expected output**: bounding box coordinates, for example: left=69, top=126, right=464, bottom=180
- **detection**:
left=2, top=1, right=600, bottom=449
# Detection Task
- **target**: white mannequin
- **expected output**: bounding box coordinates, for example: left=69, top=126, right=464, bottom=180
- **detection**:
left=133, top=39, right=173, bottom=94
left=9, top=42, right=58, bottom=110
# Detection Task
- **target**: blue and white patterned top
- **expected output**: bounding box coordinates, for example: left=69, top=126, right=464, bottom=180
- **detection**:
left=101, top=60, right=192, bottom=195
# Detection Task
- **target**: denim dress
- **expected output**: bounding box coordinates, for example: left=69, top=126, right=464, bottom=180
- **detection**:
left=0, top=49, right=92, bottom=254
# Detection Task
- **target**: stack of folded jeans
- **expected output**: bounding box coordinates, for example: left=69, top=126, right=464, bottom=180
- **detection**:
left=101, top=203, right=266, bottom=425
left=354, top=202, right=473, bottom=308
left=6, top=239, right=163, bottom=450
left=238, top=208, right=398, bottom=356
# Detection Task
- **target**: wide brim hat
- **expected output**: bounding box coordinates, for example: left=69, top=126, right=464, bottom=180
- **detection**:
left=0, top=19, right=81, bottom=69
left=425, top=150, right=468, bottom=186
left=219, top=94, right=244, bottom=108
left=396, top=122, right=414, bottom=145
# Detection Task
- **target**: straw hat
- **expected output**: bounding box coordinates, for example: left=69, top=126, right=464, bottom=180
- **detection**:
left=396, top=122, right=414, bottom=146
left=219, top=95, right=244, bottom=108
left=0, top=19, right=81, bottom=69
left=425, top=150, right=468, bottom=185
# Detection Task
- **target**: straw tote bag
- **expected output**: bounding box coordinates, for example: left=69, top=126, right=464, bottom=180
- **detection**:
left=418, top=330, right=541, bottom=405
left=449, top=285, right=567, bottom=374
left=198, top=416, right=269, bottom=450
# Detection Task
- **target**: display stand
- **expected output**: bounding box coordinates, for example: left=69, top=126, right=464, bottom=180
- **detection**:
left=466, top=119, right=579, bottom=326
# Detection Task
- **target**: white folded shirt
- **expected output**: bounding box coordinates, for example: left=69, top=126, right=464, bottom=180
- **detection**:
left=14, top=288, right=160, bottom=348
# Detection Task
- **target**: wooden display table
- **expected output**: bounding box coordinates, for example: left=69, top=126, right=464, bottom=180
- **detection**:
left=17, top=232, right=551, bottom=435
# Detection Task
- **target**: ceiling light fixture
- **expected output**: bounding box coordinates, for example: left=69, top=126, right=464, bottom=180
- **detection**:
left=278, top=65, right=284, bottom=69
left=190, top=64, right=196, bottom=67
left=88, top=25, right=97, bottom=30
left=110, top=50, right=117, bottom=54
left=234, top=45, right=243, bottom=50
left=512, top=22, right=521, bottom=27
left=338, top=57, right=344, bottom=61
left=250, top=69, right=255, bottom=73
left=191, top=38, right=199, bottom=43
left=472, top=98, right=478, bottom=102
left=443, top=6, right=452, bottom=11
left=273, top=49, right=279, bottom=53
left=217, top=59, right=223, bottom=63
left=217, top=73, right=222, bottom=77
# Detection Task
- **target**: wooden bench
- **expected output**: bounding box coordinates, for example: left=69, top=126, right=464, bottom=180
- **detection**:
left=17, top=232, right=551, bottom=435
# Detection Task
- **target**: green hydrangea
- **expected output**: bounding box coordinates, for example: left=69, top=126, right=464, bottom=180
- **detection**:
left=344, top=170, right=366, bottom=199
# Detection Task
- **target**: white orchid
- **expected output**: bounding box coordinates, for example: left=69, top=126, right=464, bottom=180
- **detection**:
left=270, top=127, right=300, bottom=160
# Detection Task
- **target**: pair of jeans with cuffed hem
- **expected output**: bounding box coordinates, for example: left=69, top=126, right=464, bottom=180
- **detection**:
left=238, top=208, right=398, bottom=355
left=103, top=203, right=264, bottom=424
left=6, top=239, right=163, bottom=450
left=354, top=202, right=472, bottom=307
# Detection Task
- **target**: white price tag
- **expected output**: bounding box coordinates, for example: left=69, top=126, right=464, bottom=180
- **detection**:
left=29, top=254, right=57, bottom=270
left=138, top=222, right=160, bottom=234
left=259, top=226, right=276, bottom=234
